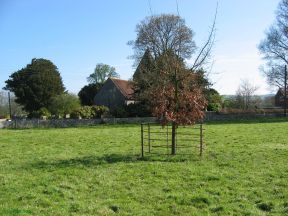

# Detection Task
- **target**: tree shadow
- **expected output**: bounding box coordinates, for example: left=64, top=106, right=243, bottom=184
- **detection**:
left=28, top=153, right=199, bottom=170
left=30, top=154, right=138, bottom=169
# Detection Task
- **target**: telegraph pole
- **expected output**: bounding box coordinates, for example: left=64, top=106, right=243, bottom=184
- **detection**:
left=8, top=91, right=12, bottom=119
left=284, top=65, right=287, bottom=117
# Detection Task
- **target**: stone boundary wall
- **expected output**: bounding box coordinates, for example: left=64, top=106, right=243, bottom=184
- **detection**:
left=205, top=112, right=285, bottom=121
left=1, top=117, right=158, bottom=129
left=0, top=113, right=285, bottom=129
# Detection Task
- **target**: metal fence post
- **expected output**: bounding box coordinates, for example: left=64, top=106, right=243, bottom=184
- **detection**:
left=148, top=123, right=151, bottom=153
left=200, top=124, right=203, bottom=157
left=141, top=123, right=144, bottom=158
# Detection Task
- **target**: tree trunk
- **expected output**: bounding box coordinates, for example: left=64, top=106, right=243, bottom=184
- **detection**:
left=284, top=65, right=287, bottom=117
left=171, top=122, right=176, bottom=155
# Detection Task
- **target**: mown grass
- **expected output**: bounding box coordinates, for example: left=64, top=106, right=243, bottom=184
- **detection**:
left=0, top=119, right=288, bottom=215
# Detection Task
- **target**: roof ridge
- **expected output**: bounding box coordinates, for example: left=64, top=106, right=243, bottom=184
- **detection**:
left=109, top=78, right=133, bottom=99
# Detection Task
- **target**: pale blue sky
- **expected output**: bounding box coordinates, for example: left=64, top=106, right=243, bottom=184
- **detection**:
left=0, top=0, right=280, bottom=95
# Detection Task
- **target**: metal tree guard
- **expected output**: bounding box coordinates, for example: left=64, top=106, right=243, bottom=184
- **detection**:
left=140, top=123, right=204, bottom=157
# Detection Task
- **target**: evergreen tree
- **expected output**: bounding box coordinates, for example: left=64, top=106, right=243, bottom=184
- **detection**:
left=4, top=58, right=65, bottom=113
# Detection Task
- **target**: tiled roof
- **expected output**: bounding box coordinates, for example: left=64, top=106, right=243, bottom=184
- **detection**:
left=110, top=78, right=134, bottom=100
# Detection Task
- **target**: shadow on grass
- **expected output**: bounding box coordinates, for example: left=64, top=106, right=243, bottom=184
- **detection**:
left=29, top=154, right=200, bottom=170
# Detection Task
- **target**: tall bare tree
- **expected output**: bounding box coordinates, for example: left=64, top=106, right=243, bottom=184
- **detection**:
left=259, top=0, right=288, bottom=89
left=129, top=13, right=216, bottom=71
left=235, top=80, right=259, bottom=110
left=129, top=14, right=196, bottom=62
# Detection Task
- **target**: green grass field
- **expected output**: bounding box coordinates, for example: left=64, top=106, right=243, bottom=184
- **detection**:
left=0, top=119, right=288, bottom=215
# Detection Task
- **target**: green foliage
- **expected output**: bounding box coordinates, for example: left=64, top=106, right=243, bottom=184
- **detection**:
left=78, top=83, right=103, bottom=106
left=207, top=103, right=222, bottom=112
left=4, top=58, right=65, bottom=113
left=109, top=103, right=152, bottom=118
left=91, top=105, right=109, bottom=118
left=195, top=69, right=211, bottom=89
left=49, top=93, right=80, bottom=118
left=205, top=88, right=222, bottom=111
left=124, top=103, right=152, bottom=117
left=87, top=63, right=119, bottom=84
left=132, top=49, right=155, bottom=96
left=70, top=106, right=109, bottom=119
left=0, top=120, right=288, bottom=215
left=71, top=106, right=93, bottom=119
left=110, top=107, right=128, bottom=118
left=28, top=107, right=51, bottom=119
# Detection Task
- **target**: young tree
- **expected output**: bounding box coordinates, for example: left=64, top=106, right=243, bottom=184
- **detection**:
left=49, top=93, right=80, bottom=118
left=4, top=58, right=65, bottom=113
left=87, top=63, right=120, bottom=84
left=141, top=51, right=207, bottom=155
left=130, top=13, right=217, bottom=155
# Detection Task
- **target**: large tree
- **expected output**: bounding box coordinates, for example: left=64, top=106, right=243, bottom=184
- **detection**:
left=259, top=0, right=288, bottom=89
left=87, top=63, right=120, bottom=84
left=4, top=58, right=65, bottom=113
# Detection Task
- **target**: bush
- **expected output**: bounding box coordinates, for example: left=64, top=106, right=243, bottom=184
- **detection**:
left=110, top=107, right=129, bottom=118
left=70, top=106, right=109, bottom=119
left=70, top=110, right=81, bottom=119
left=49, top=93, right=80, bottom=118
left=207, top=103, right=222, bottom=112
left=28, top=108, right=51, bottom=119
left=91, top=105, right=109, bottom=118
left=124, top=103, right=152, bottom=117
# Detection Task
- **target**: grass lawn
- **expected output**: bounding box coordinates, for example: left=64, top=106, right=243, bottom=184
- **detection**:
left=0, top=119, right=288, bottom=215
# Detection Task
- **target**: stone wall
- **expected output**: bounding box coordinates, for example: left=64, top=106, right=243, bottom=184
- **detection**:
left=205, top=112, right=284, bottom=122
left=1, top=117, right=158, bottom=129
left=0, top=113, right=285, bottom=129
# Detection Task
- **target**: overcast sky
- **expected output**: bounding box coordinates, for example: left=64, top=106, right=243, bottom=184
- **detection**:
left=0, top=0, right=280, bottom=95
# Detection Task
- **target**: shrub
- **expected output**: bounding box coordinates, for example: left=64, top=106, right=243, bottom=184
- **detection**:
left=91, top=105, right=109, bottom=118
left=49, top=93, right=80, bottom=118
left=110, top=107, right=128, bottom=118
left=28, top=107, right=51, bottom=119
left=70, top=110, right=81, bottom=119
left=207, top=103, right=222, bottom=112
left=124, top=103, right=152, bottom=117
left=70, top=105, right=109, bottom=119
left=78, top=106, right=94, bottom=119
